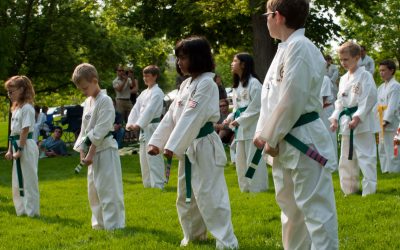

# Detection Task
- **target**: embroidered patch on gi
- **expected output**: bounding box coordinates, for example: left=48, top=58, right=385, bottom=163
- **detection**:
left=241, top=89, right=249, bottom=100
left=351, top=82, right=360, bottom=94
left=277, top=64, right=284, bottom=83
left=84, top=114, right=91, bottom=120
left=188, top=98, right=198, bottom=108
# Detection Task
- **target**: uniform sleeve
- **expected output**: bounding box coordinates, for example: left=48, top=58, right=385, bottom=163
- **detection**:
left=321, top=76, right=332, bottom=98
left=235, top=78, right=261, bottom=129
left=148, top=100, right=176, bottom=149
left=165, top=78, right=214, bottom=154
left=87, top=97, right=115, bottom=147
left=330, top=77, right=345, bottom=121
left=126, top=94, right=141, bottom=127
left=21, top=105, right=35, bottom=129
left=353, top=73, right=377, bottom=121
left=136, top=90, right=164, bottom=129
left=257, top=44, right=313, bottom=148
left=383, top=84, right=400, bottom=123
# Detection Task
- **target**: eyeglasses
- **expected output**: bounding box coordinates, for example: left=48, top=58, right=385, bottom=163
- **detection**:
left=117, top=69, right=124, bottom=72
left=262, top=11, right=276, bottom=18
left=219, top=105, right=228, bottom=107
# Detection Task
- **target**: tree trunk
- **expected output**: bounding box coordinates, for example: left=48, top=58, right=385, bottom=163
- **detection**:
left=251, top=9, right=277, bottom=82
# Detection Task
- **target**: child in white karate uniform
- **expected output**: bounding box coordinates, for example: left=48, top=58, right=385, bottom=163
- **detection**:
left=5, top=76, right=40, bottom=217
left=224, top=52, right=268, bottom=192
left=126, top=65, right=166, bottom=189
left=72, top=63, right=125, bottom=230
left=330, top=41, right=379, bottom=196
left=148, top=36, right=238, bottom=249
left=377, top=60, right=400, bottom=173
left=254, top=0, right=338, bottom=248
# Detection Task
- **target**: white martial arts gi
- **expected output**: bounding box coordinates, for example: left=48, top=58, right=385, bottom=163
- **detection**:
left=228, top=76, right=268, bottom=192
left=74, top=92, right=125, bottom=230
left=320, top=75, right=338, bottom=162
left=33, top=111, right=48, bottom=142
left=10, top=104, right=40, bottom=217
left=377, top=77, right=400, bottom=173
left=127, top=84, right=166, bottom=188
left=358, top=55, right=375, bottom=76
left=255, top=29, right=338, bottom=250
left=326, top=63, right=339, bottom=100
left=330, top=66, right=379, bottom=196
left=149, top=72, right=238, bottom=249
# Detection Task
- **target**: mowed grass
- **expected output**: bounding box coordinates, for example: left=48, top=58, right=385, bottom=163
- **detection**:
left=0, top=121, right=8, bottom=150
left=0, top=152, right=399, bottom=249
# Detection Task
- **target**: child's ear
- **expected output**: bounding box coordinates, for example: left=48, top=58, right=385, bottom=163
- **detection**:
left=275, top=11, right=285, bottom=25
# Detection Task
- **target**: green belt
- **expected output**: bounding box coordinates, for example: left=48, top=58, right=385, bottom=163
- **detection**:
left=338, top=106, right=358, bottom=160
left=246, top=112, right=327, bottom=179
left=8, top=132, right=33, bottom=197
left=185, top=122, right=214, bottom=203
left=150, top=117, right=161, bottom=123
left=140, top=117, right=161, bottom=134
left=84, top=131, right=113, bottom=147
left=233, top=106, right=247, bottom=138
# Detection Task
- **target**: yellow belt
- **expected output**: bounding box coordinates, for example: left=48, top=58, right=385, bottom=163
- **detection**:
left=377, top=104, right=388, bottom=143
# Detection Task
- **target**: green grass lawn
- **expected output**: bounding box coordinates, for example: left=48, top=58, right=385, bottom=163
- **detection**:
left=0, top=121, right=8, bottom=150
left=0, top=153, right=399, bottom=249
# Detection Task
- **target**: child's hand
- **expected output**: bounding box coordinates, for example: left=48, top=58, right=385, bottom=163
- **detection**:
left=230, top=120, right=239, bottom=127
left=163, top=149, right=173, bottom=159
left=147, top=145, right=160, bottom=155
left=330, top=119, right=338, bottom=132
left=13, top=150, right=22, bottom=159
left=264, top=143, right=279, bottom=157
left=5, top=151, right=13, bottom=160
left=349, top=116, right=360, bottom=129
left=253, top=137, right=266, bottom=149
left=222, top=119, right=231, bottom=126
left=82, top=154, right=93, bottom=166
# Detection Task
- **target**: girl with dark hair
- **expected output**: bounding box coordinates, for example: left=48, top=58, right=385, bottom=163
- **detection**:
left=224, top=52, right=268, bottom=193
left=4, top=75, right=40, bottom=217
left=148, top=36, right=238, bottom=249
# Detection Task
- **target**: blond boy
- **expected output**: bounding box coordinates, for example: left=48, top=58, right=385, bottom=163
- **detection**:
left=72, top=63, right=125, bottom=230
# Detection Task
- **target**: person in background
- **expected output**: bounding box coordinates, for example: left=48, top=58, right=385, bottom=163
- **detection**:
left=330, top=41, right=379, bottom=197
left=214, top=98, right=234, bottom=144
left=113, top=65, right=133, bottom=123
left=377, top=59, right=400, bottom=173
left=224, top=52, right=268, bottom=193
left=112, top=99, right=125, bottom=149
left=214, top=74, right=227, bottom=100
left=128, top=68, right=139, bottom=107
left=325, top=54, right=339, bottom=100
left=4, top=75, right=40, bottom=217
left=358, top=45, right=375, bottom=76
left=33, top=105, right=49, bottom=142
left=38, top=126, right=68, bottom=157
left=126, top=65, right=166, bottom=189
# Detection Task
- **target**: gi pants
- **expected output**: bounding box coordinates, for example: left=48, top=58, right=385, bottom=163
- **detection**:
left=12, top=139, right=40, bottom=217
left=378, top=130, right=400, bottom=173
left=177, top=134, right=238, bottom=249
left=88, top=147, right=125, bottom=230
left=273, top=152, right=338, bottom=250
left=235, top=140, right=268, bottom=192
left=139, top=123, right=165, bottom=189
left=339, top=133, right=377, bottom=196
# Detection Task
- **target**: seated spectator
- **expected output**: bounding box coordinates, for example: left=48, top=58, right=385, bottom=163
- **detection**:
left=61, top=105, right=83, bottom=141
left=112, top=99, right=125, bottom=149
left=39, top=126, right=68, bottom=157
left=214, top=99, right=234, bottom=144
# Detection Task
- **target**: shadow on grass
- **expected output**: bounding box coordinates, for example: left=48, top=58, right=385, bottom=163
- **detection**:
left=33, top=214, right=83, bottom=227
left=114, top=225, right=181, bottom=244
